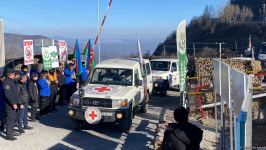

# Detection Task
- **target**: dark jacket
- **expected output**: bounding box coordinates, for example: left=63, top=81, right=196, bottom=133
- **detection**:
left=57, top=70, right=65, bottom=87
left=0, top=82, right=5, bottom=110
left=162, top=122, right=203, bottom=150
left=18, top=81, right=30, bottom=104
left=37, top=79, right=50, bottom=97
left=3, top=77, right=20, bottom=106
left=28, top=80, right=39, bottom=107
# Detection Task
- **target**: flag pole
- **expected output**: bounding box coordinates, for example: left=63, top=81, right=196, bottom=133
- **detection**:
left=98, top=0, right=101, bottom=63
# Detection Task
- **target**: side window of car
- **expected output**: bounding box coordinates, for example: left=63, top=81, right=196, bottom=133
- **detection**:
left=142, top=64, right=147, bottom=77
left=171, top=62, right=177, bottom=72
left=134, top=69, right=140, bottom=81
left=146, top=63, right=151, bottom=75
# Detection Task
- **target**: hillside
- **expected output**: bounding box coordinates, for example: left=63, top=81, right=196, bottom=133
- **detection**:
left=4, top=33, right=56, bottom=59
left=153, top=0, right=266, bottom=58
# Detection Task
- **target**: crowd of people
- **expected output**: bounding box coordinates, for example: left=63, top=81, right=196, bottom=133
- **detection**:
left=0, top=61, right=88, bottom=141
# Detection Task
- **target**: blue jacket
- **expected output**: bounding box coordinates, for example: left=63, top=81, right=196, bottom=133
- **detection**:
left=37, top=79, right=50, bottom=97
left=81, top=67, right=88, bottom=82
left=0, top=83, right=5, bottom=110
left=64, top=68, right=75, bottom=86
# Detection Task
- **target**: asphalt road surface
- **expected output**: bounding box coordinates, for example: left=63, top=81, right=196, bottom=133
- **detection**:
left=0, top=91, right=180, bottom=150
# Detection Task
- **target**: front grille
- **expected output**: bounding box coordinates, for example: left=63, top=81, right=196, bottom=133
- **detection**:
left=82, top=98, right=112, bottom=108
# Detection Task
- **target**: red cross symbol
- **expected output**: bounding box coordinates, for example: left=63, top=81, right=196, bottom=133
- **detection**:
left=94, top=87, right=111, bottom=93
left=89, top=111, right=97, bottom=120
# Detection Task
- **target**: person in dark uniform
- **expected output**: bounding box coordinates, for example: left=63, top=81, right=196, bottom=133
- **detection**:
left=3, top=69, right=21, bottom=141
left=162, top=106, right=203, bottom=150
left=28, top=73, right=39, bottom=121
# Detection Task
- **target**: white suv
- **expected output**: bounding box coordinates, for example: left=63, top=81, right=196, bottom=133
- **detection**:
left=68, top=59, right=149, bottom=132
left=151, top=59, right=179, bottom=90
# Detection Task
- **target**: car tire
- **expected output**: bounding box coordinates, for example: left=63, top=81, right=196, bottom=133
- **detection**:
left=71, top=119, right=83, bottom=130
left=140, top=94, right=149, bottom=113
left=121, top=105, right=133, bottom=132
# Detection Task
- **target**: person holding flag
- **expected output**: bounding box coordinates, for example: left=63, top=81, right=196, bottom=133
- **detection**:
left=80, top=39, right=91, bottom=86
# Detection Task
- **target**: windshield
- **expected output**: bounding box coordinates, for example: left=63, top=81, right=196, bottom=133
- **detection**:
left=90, top=68, right=133, bottom=86
left=151, top=61, right=170, bottom=71
left=261, top=45, right=266, bottom=54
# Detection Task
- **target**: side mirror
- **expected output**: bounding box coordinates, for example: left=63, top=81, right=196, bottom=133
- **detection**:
left=79, top=89, right=85, bottom=97
left=135, top=79, right=143, bottom=87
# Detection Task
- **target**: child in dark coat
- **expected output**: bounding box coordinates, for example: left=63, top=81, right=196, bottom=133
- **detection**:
left=28, top=73, right=39, bottom=121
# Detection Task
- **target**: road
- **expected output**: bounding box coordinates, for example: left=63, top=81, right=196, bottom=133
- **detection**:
left=0, top=91, right=180, bottom=150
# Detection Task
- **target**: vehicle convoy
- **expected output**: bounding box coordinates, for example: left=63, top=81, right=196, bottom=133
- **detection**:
left=68, top=59, right=150, bottom=132
left=150, top=59, right=179, bottom=95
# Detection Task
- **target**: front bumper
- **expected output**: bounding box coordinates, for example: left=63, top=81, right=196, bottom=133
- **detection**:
left=153, top=80, right=167, bottom=93
left=68, top=106, right=128, bottom=123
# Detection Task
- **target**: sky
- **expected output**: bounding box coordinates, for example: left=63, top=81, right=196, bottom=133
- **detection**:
left=0, top=0, right=228, bottom=54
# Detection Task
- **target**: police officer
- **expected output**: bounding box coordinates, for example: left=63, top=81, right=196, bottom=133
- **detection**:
left=3, top=69, right=21, bottom=141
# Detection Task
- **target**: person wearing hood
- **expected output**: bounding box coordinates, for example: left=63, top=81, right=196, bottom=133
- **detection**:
left=28, top=73, right=39, bottom=121
left=18, top=73, right=33, bottom=134
left=162, top=106, right=203, bottom=150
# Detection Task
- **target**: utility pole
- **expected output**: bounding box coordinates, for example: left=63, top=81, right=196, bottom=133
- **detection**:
left=193, top=42, right=196, bottom=57
left=98, top=0, right=101, bottom=63
left=235, top=40, right=238, bottom=56
left=163, top=44, right=166, bottom=58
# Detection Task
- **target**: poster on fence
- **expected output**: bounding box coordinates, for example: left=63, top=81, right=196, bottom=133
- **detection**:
left=221, top=62, right=230, bottom=108
left=231, top=68, right=246, bottom=116
left=42, top=47, right=52, bottom=70
left=58, top=40, right=67, bottom=60
left=213, top=59, right=221, bottom=95
left=23, top=40, right=34, bottom=65
left=49, top=46, right=59, bottom=68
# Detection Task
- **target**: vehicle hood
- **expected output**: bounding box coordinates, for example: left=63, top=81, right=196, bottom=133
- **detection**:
left=78, top=84, right=133, bottom=99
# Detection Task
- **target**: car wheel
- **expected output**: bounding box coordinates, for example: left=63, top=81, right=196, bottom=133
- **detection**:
left=120, top=105, right=133, bottom=132
left=161, top=90, right=167, bottom=96
left=71, top=119, right=83, bottom=130
left=140, top=94, right=149, bottom=113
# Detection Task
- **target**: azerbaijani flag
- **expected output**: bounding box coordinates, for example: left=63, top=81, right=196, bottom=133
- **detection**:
left=85, top=39, right=91, bottom=70
left=74, top=39, right=83, bottom=75
left=89, top=45, right=97, bottom=69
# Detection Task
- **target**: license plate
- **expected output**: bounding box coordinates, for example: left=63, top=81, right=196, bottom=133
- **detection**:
left=101, top=112, right=113, bottom=117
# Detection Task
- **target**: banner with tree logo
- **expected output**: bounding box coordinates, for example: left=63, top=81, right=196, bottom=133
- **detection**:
left=42, top=47, right=52, bottom=70
left=49, top=46, right=59, bottom=68
left=176, top=20, right=188, bottom=92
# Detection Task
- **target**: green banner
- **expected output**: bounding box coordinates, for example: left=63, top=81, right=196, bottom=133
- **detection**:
left=42, top=47, right=52, bottom=71
left=176, top=20, right=188, bottom=92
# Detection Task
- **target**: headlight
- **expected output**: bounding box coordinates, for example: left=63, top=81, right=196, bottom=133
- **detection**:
left=112, top=99, right=128, bottom=108
left=69, top=95, right=80, bottom=106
